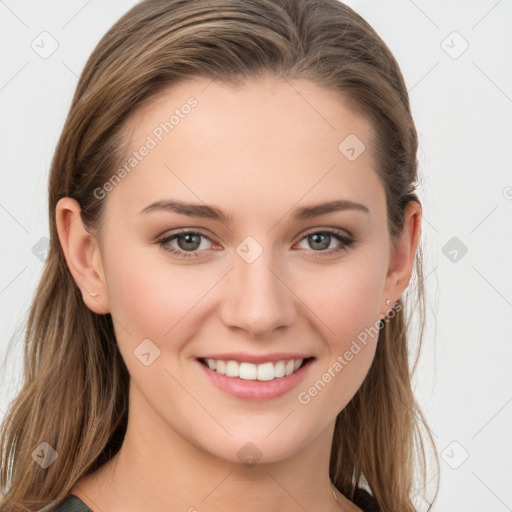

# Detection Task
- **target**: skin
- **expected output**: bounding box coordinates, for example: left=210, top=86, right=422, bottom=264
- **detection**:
left=56, top=76, right=421, bottom=512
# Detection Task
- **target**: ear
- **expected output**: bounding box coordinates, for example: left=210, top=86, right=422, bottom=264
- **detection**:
left=383, top=200, right=422, bottom=311
left=55, top=197, right=110, bottom=314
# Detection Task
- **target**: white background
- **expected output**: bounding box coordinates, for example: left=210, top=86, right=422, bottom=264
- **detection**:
left=1, top=1, right=511, bottom=510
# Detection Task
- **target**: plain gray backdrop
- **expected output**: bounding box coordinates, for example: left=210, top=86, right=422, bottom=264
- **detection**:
left=1, top=1, right=511, bottom=510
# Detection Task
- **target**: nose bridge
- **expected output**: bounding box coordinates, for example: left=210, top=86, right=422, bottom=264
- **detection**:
left=221, top=238, right=295, bottom=336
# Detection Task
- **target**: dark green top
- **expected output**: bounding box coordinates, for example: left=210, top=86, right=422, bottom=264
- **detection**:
left=52, top=495, right=92, bottom=511
left=53, top=489, right=379, bottom=511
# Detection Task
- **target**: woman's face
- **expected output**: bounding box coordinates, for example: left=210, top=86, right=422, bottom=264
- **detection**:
left=83, top=76, right=410, bottom=464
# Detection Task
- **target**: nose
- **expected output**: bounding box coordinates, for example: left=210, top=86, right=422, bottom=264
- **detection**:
left=219, top=248, right=297, bottom=338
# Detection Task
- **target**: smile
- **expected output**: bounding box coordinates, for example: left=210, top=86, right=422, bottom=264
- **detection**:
left=196, top=356, right=315, bottom=401
left=199, top=357, right=310, bottom=381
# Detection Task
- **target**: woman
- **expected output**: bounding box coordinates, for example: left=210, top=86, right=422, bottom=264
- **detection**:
left=0, top=1, right=439, bottom=510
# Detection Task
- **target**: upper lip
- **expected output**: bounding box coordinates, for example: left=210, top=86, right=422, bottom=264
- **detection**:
left=198, top=352, right=314, bottom=364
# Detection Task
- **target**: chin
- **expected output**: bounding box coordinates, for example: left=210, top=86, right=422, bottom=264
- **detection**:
left=189, top=421, right=317, bottom=467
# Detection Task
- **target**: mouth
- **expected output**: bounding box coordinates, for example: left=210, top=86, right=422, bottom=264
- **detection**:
left=197, top=356, right=314, bottom=381
left=196, top=355, right=316, bottom=401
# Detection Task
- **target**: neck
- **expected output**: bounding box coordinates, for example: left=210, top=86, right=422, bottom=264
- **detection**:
left=72, top=383, right=354, bottom=512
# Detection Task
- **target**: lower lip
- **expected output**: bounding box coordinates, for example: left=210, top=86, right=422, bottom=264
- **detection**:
left=197, top=359, right=314, bottom=401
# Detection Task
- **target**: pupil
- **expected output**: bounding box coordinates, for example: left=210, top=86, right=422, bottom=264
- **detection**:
left=180, top=234, right=200, bottom=250
left=311, top=233, right=329, bottom=250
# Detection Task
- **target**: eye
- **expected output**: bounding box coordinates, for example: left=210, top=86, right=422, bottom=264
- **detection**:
left=157, top=229, right=215, bottom=259
left=294, top=229, right=355, bottom=257
left=156, top=228, right=355, bottom=259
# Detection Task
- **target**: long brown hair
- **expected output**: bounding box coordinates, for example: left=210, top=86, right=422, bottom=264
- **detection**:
left=0, top=1, right=439, bottom=510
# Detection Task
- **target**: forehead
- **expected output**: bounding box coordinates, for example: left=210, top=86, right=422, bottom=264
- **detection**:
left=104, top=76, right=385, bottom=226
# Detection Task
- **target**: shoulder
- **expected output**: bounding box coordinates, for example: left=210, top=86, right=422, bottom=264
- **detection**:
left=0, top=494, right=92, bottom=512
left=47, top=495, right=93, bottom=512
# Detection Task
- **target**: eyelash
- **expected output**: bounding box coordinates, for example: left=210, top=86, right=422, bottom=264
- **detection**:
left=156, top=228, right=356, bottom=259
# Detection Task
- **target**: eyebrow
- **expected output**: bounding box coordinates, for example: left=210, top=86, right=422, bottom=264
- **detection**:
left=139, top=198, right=369, bottom=224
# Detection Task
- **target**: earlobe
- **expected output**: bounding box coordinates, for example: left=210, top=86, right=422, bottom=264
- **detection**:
left=55, top=197, right=110, bottom=314
left=383, top=200, right=422, bottom=304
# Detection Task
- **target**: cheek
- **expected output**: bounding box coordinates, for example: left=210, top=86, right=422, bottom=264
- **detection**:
left=103, top=250, right=206, bottom=339
left=294, top=255, right=386, bottom=409
left=313, top=258, right=385, bottom=348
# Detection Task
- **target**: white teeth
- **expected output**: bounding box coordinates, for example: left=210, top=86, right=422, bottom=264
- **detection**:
left=204, top=358, right=305, bottom=381
left=274, top=361, right=285, bottom=378
left=225, top=360, right=239, bottom=378
left=285, top=360, right=295, bottom=376
left=256, top=362, right=274, bottom=381
left=239, top=362, right=257, bottom=380
left=216, top=360, right=226, bottom=375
